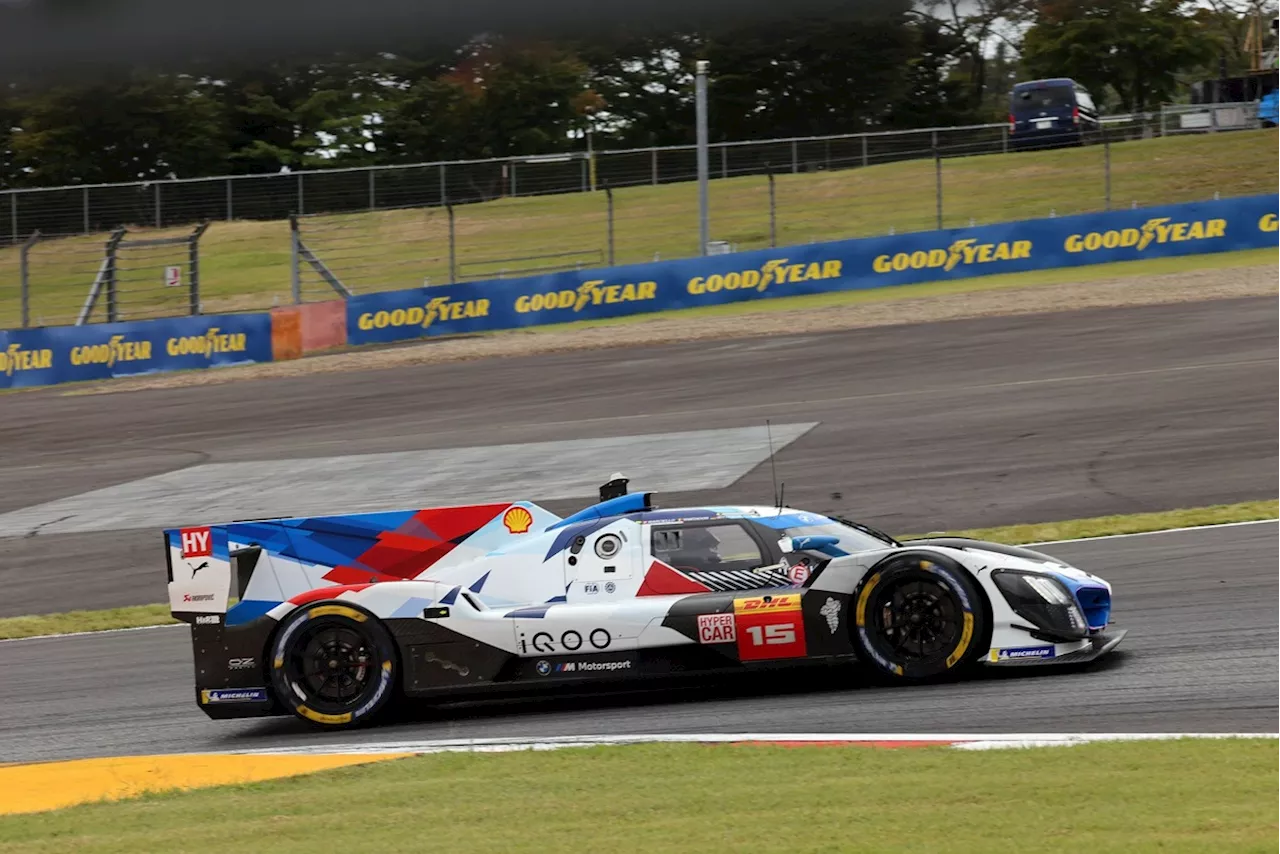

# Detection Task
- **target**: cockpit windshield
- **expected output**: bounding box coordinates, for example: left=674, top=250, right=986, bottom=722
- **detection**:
left=781, top=519, right=897, bottom=554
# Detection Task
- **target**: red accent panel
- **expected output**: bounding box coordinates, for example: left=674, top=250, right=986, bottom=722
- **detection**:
left=287, top=583, right=374, bottom=606
left=354, top=532, right=452, bottom=580
left=635, top=561, right=713, bottom=597
left=411, top=504, right=507, bottom=543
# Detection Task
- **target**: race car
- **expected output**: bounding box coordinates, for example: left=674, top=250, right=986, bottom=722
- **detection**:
left=164, top=475, right=1125, bottom=729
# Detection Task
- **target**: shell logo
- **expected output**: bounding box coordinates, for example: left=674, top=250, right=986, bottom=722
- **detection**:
left=502, top=506, right=533, bottom=534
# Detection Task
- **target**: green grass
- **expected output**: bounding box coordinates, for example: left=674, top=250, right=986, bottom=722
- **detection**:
left=0, top=130, right=1274, bottom=329
left=0, top=500, right=1273, bottom=641
left=2, top=740, right=1276, bottom=852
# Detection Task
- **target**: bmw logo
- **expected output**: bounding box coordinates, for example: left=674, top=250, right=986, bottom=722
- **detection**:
left=535, top=660, right=551, bottom=676
left=604, top=582, right=616, bottom=594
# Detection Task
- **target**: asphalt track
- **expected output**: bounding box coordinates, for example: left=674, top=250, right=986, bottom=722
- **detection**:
left=0, top=296, right=1276, bottom=618
left=0, top=522, right=1275, bottom=763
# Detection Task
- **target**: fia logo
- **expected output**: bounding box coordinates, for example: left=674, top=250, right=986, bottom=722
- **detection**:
left=584, top=582, right=600, bottom=595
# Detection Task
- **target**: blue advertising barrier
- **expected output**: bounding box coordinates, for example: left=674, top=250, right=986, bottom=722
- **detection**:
left=348, top=193, right=1278, bottom=346
left=0, top=312, right=273, bottom=390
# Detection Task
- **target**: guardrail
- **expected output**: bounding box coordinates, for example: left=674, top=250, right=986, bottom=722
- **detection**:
left=5, top=193, right=1275, bottom=390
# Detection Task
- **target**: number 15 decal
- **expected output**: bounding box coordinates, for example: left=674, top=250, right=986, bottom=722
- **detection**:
left=733, top=594, right=807, bottom=661
left=745, top=624, right=797, bottom=646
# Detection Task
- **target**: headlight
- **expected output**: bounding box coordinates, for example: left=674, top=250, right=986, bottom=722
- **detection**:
left=992, top=569, right=1089, bottom=640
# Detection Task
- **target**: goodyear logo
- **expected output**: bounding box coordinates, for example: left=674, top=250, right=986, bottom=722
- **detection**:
left=1259, top=213, right=1277, bottom=233
left=1064, top=217, right=1226, bottom=253
left=514, top=279, right=656, bottom=314
left=733, top=593, right=801, bottom=614
left=357, top=297, right=491, bottom=331
left=687, top=259, right=842, bottom=295
left=0, top=342, right=53, bottom=376
left=166, top=328, right=248, bottom=359
left=69, top=335, right=153, bottom=368
left=872, top=239, right=1031, bottom=274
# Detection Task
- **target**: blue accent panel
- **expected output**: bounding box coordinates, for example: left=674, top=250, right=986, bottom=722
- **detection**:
left=754, top=513, right=835, bottom=530
left=504, top=605, right=553, bottom=618
left=440, top=586, right=461, bottom=605
left=469, top=571, right=491, bottom=593
left=548, top=493, right=651, bottom=530
left=545, top=595, right=567, bottom=604
left=543, top=518, right=614, bottom=561
left=1047, top=571, right=1112, bottom=631
left=389, top=596, right=435, bottom=619
left=0, top=312, right=274, bottom=390
left=225, top=599, right=281, bottom=627
left=340, top=195, right=1279, bottom=350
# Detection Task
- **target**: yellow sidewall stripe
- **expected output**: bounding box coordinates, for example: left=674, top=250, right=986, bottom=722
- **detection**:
left=0, top=753, right=409, bottom=816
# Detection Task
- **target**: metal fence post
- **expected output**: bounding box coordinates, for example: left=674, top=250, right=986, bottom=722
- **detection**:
left=861, top=134, right=868, bottom=168
left=511, top=162, right=518, bottom=197
left=369, top=170, right=376, bottom=211
left=439, top=163, right=447, bottom=206
left=1103, top=127, right=1112, bottom=211
left=767, top=169, right=776, bottom=248
left=651, top=148, right=658, bottom=186
left=580, top=157, right=588, bottom=193
left=605, top=186, right=615, bottom=266
left=791, top=139, right=798, bottom=174
left=226, top=177, right=234, bottom=221
left=105, top=228, right=125, bottom=322
left=1001, top=126, right=1008, bottom=154
left=934, top=147, right=943, bottom=230
left=189, top=222, right=209, bottom=315
left=82, top=187, right=90, bottom=234
left=447, top=204, right=457, bottom=284
left=9, top=193, right=16, bottom=244
left=721, top=145, right=728, bottom=180
left=19, top=230, right=40, bottom=329
left=289, top=214, right=302, bottom=304
left=297, top=174, right=305, bottom=216
left=154, top=183, right=162, bottom=229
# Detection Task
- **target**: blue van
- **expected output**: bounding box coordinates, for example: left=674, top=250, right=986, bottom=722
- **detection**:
left=1009, top=78, right=1100, bottom=150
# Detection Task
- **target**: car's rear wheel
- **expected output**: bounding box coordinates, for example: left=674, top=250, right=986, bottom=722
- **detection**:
left=269, top=602, right=398, bottom=729
left=851, top=553, right=987, bottom=681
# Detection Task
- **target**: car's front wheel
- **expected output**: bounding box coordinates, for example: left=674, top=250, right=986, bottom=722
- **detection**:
left=269, top=602, right=398, bottom=729
left=851, top=553, right=987, bottom=681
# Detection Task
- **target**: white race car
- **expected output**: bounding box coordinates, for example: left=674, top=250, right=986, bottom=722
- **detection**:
left=165, top=476, right=1124, bottom=728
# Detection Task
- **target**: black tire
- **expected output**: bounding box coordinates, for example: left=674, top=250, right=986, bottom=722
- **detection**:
left=269, top=602, right=398, bottom=729
left=851, top=553, right=988, bottom=681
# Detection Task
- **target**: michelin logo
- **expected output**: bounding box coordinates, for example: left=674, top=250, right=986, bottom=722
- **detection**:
left=201, top=688, right=269, bottom=704
left=990, top=645, right=1055, bottom=662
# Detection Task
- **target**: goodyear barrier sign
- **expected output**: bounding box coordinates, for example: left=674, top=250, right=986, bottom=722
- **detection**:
left=0, top=313, right=272, bottom=390
left=347, top=193, right=1277, bottom=347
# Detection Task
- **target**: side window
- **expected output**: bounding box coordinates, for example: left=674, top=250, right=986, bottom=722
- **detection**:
left=651, top=524, right=764, bottom=573
left=1076, top=89, right=1095, bottom=112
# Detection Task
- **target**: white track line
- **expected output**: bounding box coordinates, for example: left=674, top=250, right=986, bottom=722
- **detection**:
left=3, top=518, right=1275, bottom=645
left=228, top=732, right=1279, bottom=757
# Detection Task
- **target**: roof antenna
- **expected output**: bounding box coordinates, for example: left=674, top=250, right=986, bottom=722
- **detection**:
left=766, top=420, right=781, bottom=511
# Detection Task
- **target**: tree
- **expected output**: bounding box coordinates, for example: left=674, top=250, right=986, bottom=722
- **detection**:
left=10, top=73, right=227, bottom=185
left=1021, top=0, right=1219, bottom=112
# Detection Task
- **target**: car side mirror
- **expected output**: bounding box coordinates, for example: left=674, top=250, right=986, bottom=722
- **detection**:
left=777, top=536, right=794, bottom=554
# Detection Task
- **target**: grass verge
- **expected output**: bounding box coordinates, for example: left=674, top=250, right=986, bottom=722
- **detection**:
left=0, top=500, right=1273, bottom=641
left=0, top=740, right=1276, bottom=852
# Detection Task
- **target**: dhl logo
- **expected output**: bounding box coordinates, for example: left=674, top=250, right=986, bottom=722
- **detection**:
left=166, top=328, right=248, bottom=359
left=69, top=335, right=153, bottom=368
left=686, top=258, right=843, bottom=295
left=872, top=239, right=1032, bottom=274
left=0, top=342, right=53, bottom=376
left=357, top=297, right=492, bottom=331
left=514, top=279, right=657, bottom=314
left=1064, top=217, right=1226, bottom=253
left=733, top=593, right=802, bottom=614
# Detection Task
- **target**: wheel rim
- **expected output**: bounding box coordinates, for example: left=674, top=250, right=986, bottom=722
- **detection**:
left=286, top=622, right=377, bottom=709
left=873, top=575, right=961, bottom=662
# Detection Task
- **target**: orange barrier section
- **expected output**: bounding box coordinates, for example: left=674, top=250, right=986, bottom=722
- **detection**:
left=0, top=753, right=409, bottom=815
left=270, top=307, right=303, bottom=361
left=297, top=299, right=348, bottom=352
